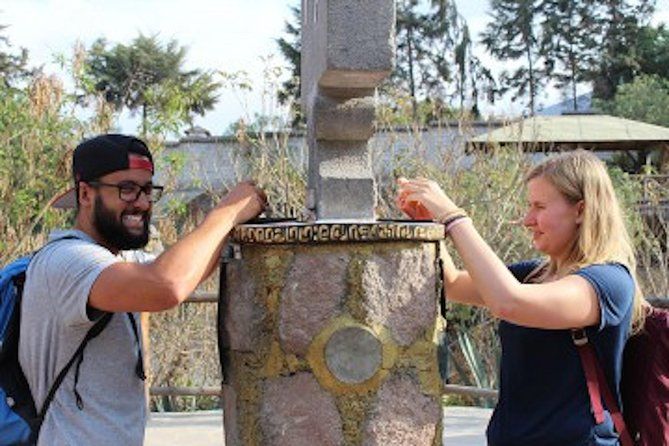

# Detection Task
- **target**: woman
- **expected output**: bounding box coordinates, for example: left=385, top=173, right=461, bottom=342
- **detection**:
left=398, top=150, right=645, bottom=446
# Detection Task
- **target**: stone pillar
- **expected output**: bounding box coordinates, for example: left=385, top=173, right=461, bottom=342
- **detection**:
left=219, top=2, right=446, bottom=445
left=301, top=0, right=395, bottom=221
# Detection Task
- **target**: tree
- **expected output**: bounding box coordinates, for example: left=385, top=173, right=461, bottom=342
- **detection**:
left=451, top=21, right=496, bottom=117
left=276, top=4, right=302, bottom=127
left=0, top=75, right=84, bottom=258
left=481, top=0, right=546, bottom=115
left=541, top=0, right=599, bottom=110
left=83, top=34, right=220, bottom=136
left=389, top=0, right=495, bottom=120
left=634, top=24, right=669, bottom=79
left=590, top=0, right=656, bottom=100
left=415, top=0, right=495, bottom=118
left=607, top=74, right=669, bottom=127
left=0, top=24, right=32, bottom=88
left=275, top=1, right=494, bottom=124
left=275, top=0, right=441, bottom=122
left=597, top=74, right=669, bottom=172
left=391, top=0, right=435, bottom=119
left=479, top=0, right=658, bottom=113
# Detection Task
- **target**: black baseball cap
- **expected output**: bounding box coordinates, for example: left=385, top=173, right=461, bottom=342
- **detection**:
left=51, top=134, right=154, bottom=209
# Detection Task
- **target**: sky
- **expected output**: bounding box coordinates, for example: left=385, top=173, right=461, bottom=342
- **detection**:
left=2, top=0, right=669, bottom=136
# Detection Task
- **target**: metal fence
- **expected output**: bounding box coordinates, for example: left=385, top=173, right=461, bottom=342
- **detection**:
left=147, top=292, right=222, bottom=399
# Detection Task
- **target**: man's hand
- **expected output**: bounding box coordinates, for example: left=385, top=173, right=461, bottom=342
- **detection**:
left=217, top=181, right=267, bottom=225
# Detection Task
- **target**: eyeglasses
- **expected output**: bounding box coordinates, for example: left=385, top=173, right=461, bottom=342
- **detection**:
left=87, top=181, right=164, bottom=203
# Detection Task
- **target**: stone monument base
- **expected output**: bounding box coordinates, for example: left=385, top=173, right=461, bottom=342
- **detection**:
left=220, top=221, right=445, bottom=446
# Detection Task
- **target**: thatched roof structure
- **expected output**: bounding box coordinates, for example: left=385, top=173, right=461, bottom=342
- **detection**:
left=470, top=114, right=669, bottom=152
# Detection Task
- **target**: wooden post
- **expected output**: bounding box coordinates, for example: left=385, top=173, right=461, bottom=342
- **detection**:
left=659, top=143, right=669, bottom=174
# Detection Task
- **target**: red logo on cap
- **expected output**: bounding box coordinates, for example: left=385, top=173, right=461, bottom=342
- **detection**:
left=128, top=154, right=153, bottom=172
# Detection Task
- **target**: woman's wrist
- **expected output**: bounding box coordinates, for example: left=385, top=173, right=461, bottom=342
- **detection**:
left=444, top=216, right=471, bottom=235
left=436, top=207, right=467, bottom=224
left=435, top=206, right=471, bottom=236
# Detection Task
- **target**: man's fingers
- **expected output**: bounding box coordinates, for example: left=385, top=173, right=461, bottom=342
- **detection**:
left=256, top=187, right=268, bottom=205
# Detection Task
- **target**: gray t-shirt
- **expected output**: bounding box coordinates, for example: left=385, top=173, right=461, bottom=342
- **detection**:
left=18, top=230, right=147, bottom=446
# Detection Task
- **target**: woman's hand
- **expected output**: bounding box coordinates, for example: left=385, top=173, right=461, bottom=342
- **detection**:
left=397, top=177, right=462, bottom=222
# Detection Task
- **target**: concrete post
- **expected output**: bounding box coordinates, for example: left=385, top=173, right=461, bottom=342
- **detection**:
left=301, top=0, right=395, bottom=221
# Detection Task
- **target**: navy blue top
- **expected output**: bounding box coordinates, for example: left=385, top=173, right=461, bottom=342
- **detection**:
left=486, top=260, right=634, bottom=446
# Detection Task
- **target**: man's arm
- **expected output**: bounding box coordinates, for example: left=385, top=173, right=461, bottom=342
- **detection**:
left=88, top=182, right=265, bottom=312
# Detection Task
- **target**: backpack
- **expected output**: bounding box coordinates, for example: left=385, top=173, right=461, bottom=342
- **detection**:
left=621, top=306, right=669, bottom=446
left=0, top=253, right=112, bottom=445
left=575, top=304, right=669, bottom=446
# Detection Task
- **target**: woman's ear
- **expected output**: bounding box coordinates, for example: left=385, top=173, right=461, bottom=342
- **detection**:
left=575, top=200, right=585, bottom=224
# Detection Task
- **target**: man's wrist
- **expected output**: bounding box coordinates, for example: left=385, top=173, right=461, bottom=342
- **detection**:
left=208, top=204, right=241, bottom=228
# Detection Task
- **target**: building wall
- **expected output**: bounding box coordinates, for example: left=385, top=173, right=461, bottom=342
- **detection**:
left=155, top=122, right=503, bottom=211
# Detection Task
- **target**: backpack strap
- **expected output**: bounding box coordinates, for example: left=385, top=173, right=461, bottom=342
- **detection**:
left=25, top=233, right=111, bottom=416
left=572, top=329, right=634, bottom=446
left=36, top=312, right=113, bottom=425
left=26, top=235, right=145, bottom=429
left=125, top=312, right=146, bottom=381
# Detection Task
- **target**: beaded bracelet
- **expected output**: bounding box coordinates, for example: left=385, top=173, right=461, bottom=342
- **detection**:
left=445, top=216, right=471, bottom=235
left=441, top=213, right=467, bottom=227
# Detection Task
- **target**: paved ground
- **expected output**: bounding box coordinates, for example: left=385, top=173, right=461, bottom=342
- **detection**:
left=145, top=410, right=224, bottom=446
left=441, top=406, right=493, bottom=445
left=145, top=406, right=492, bottom=445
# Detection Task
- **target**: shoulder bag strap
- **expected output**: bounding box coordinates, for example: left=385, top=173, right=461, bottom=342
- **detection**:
left=572, top=329, right=634, bottom=446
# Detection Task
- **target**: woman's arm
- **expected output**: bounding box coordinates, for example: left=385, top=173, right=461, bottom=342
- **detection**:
left=399, top=178, right=600, bottom=329
left=447, top=220, right=600, bottom=328
left=439, top=243, right=487, bottom=307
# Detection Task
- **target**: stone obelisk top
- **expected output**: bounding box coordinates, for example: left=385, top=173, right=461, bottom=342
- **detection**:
left=301, top=0, right=395, bottom=221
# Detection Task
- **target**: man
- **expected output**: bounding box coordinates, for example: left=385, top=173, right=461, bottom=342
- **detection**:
left=18, top=134, right=265, bottom=445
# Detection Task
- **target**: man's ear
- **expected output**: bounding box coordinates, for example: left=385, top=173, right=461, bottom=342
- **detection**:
left=78, top=182, right=94, bottom=208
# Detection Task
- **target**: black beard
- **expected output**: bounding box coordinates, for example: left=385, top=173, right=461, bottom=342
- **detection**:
left=93, top=195, right=150, bottom=251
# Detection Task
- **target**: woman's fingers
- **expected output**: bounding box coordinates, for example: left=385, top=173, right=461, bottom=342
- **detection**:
left=397, top=178, right=430, bottom=193
left=398, top=185, right=439, bottom=208
left=397, top=178, right=460, bottom=221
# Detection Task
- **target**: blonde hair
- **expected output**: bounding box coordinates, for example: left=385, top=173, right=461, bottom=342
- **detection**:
left=525, top=150, right=645, bottom=332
